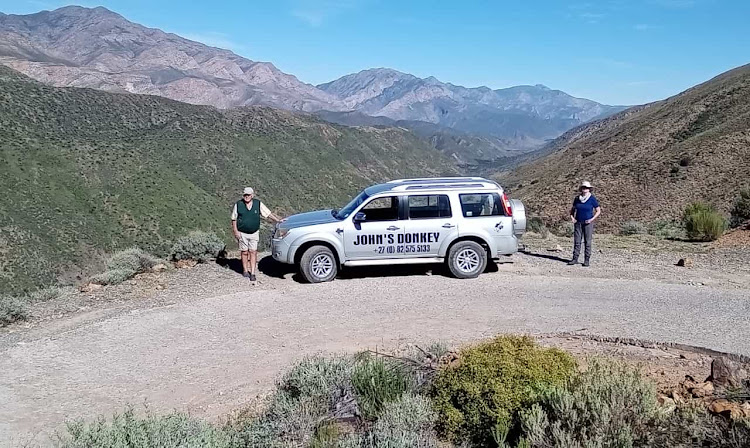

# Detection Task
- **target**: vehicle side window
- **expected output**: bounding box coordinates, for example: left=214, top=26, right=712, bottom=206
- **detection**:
left=459, top=193, right=504, bottom=217
left=408, top=195, right=452, bottom=219
left=360, top=196, right=399, bottom=221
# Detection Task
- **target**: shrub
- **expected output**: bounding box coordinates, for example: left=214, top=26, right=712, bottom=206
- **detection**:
left=27, top=285, right=75, bottom=303
left=278, top=355, right=353, bottom=403
left=0, top=296, right=28, bottom=326
left=342, top=393, right=440, bottom=448
left=171, top=231, right=226, bottom=262
left=648, top=219, right=686, bottom=240
left=730, top=188, right=750, bottom=228
left=683, top=202, right=728, bottom=241
left=351, top=355, right=415, bottom=420
left=516, top=358, right=658, bottom=448
left=526, top=217, right=549, bottom=238
left=89, top=268, right=137, bottom=286
left=431, top=335, right=576, bottom=445
left=59, top=408, right=233, bottom=448
left=107, top=248, right=162, bottom=274
left=619, top=220, right=647, bottom=236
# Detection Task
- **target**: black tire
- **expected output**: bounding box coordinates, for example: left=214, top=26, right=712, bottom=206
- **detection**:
left=299, top=245, right=338, bottom=283
left=447, top=240, right=487, bottom=279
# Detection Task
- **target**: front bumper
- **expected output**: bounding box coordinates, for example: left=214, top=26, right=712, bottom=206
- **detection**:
left=271, top=237, right=293, bottom=264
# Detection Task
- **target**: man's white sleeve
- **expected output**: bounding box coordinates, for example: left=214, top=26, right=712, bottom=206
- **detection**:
left=259, top=202, right=272, bottom=219
left=231, top=203, right=238, bottom=220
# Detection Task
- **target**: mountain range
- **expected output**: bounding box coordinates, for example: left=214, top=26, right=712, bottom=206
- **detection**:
left=499, top=63, right=750, bottom=228
left=0, top=6, right=624, bottom=161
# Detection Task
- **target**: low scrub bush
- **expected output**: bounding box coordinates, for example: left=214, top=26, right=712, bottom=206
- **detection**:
left=171, top=231, right=226, bottom=262
left=515, top=358, right=658, bottom=448
left=0, top=296, right=28, bottom=326
left=526, top=217, right=549, bottom=238
left=107, top=248, right=162, bottom=274
left=730, top=188, right=750, bottom=227
left=648, top=219, right=686, bottom=240
left=352, top=354, right=415, bottom=420
left=619, top=220, right=647, bottom=236
left=90, top=248, right=162, bottom=286
left=431, top=335, right=576, bottom=445
left=683, top=202, right=728, bottom=241
left=59, top=408, right=233, bottom=448
left=27, top=285, right=75, bottom=303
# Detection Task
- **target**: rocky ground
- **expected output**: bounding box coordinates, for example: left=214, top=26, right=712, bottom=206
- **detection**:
left=1, top=232, right=749, bottom=446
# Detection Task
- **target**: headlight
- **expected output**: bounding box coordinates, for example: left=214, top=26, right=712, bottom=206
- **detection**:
left=274, top=228, right=290, bottom=239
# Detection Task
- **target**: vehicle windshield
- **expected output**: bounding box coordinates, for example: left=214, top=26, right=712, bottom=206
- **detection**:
left=335, top=190, right=369, bottom=220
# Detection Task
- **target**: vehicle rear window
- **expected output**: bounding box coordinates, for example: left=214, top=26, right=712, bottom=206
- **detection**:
left=408, top=195, right=452, bottom=219
left=459, top=193, right=504, bottom=217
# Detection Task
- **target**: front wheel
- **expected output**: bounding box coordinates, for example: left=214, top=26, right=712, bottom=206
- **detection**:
left=447, top=241, right=487, bottom=279
left=299, top=246, right=338, bottom=283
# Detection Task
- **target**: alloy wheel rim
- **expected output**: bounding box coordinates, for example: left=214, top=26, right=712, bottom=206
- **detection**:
left=456, top=248, right=480, bottom=273
left=311, top=253, right=334, bottom=278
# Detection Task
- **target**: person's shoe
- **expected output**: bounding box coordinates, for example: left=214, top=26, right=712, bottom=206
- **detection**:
left=249, top=273, right=257, bottom=282
left=242, top=272, right=251, bottom=278
left=566, top=259, right=579, bottom=266
left=582, top=260, right=591, bottom=267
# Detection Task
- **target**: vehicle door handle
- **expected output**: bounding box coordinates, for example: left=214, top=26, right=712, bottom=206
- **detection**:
left=387, top=226, right=400, bottom=231
left=442, top=224, right=456, bottom=228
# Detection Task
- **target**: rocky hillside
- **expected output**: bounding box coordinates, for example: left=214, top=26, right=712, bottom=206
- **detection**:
left=0, top=66, right=457, bottom=294
left=498, top=64, right=750, bottom=228
left=0, top=6, right=342, bottom=111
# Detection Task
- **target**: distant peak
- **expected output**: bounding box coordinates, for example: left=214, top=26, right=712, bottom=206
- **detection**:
left=535, top=84, right=550, bottom=90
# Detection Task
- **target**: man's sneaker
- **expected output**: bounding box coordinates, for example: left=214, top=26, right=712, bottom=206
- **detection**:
left=242, top=272, right=251, bottom=278
left=249, top=273, right=257, bottom=282
left=566, top=259, right=578, bottom=266
left=582, top=261, right=591, bottom=267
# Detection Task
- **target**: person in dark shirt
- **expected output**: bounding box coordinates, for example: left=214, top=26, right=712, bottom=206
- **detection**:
left=567, top=181, right=602, bottom=267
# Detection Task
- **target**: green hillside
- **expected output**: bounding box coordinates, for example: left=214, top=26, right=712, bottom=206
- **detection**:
left=0, top=66, right=457, bottom=294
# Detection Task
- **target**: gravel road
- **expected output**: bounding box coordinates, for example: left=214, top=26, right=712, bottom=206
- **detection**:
left=1, top=246, right=749, bottom=446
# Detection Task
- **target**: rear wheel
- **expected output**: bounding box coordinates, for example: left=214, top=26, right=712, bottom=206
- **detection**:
left=299, top=246, right=337, bottom=283
left=447, top=241, right=487, bottom=279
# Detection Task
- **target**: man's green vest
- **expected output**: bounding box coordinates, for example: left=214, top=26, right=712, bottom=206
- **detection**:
left=236, top=199, right=261, bottom=234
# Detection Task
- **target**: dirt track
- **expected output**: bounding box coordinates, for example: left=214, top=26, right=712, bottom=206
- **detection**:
left=1, top=238, right=749, bottom=446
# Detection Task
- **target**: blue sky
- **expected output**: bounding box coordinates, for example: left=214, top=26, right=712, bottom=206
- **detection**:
left=2, top=0, right=749, bottom=105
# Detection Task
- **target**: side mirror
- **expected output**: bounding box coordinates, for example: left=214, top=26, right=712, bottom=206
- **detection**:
left=353, top=212, right=366, bottom=222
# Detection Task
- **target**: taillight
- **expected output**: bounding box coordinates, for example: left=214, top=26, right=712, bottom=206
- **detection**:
left=501, top=193, right=512, bottom=216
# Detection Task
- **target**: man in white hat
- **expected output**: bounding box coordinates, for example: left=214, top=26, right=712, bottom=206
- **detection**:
left=231, top=187, right=282, bottom=281
left=568, top=181, right=601, bottom=267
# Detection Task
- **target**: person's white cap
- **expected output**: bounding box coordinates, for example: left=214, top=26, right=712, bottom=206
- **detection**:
left=243, top=187, right=254, bottom=195
left=580, top=181, right=593, bottom=189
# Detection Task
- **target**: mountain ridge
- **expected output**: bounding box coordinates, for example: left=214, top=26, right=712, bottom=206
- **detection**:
left=0, top=6, right=624, bottom=160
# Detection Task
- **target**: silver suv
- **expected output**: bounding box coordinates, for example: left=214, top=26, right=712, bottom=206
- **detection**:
left=271, top=177, right=526, bottom=282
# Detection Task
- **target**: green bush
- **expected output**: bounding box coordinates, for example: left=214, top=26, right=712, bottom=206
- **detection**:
left=59, top=408, right=233, bottom=448
left=730, top=188, right=750, bottom=227
left=171, top=231, right=226, bottom=262
left=683, top=202, right=728, bottom=241
left=516, top=358, right=658, bottom=448
left=0, top=296, right=28, bottom=326
left=107, top=248, right=162, bottom=274
left=278, top=355, right=353, bottom=402
left=619, top=220, right=647, bottom=236
left=351, top=354, right=415, bottom=420
left=27, top=285, right=75, bottom=303
left=431, top=335, right=576, bottom=445
left=647, top=219, right=686, bottom=240
left=89, top=268, right=137, bottom=286
left=90, top=248, right=162, bottom=286
left=527, top=217, right=549, bottom=238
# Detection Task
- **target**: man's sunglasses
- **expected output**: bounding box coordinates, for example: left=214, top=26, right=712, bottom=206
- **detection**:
left=243, top=194, right=253, bottom=197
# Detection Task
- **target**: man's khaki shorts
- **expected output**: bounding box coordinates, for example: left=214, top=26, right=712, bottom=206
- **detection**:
left=237, top=231, right=260, bottom=252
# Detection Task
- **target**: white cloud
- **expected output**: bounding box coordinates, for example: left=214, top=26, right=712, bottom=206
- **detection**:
left=290, top=0, right=363, bottom=27
left=634, top=23, right=658, bottom=31
left=180, top=31, right=247, bottom=53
